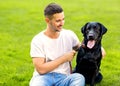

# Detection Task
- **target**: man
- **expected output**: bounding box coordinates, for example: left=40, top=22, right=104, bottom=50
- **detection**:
left=29, top=3, right=85, bottom=86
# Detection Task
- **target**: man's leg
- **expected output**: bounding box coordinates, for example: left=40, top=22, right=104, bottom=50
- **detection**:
left=56, top=73, right=85, bottom=86
left=29, top=73, right=54, bottom=86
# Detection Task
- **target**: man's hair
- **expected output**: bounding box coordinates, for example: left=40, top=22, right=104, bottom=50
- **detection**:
left=44, top=3, right=63, bottom=19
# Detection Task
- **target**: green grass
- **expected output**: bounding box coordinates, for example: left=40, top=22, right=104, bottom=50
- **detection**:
left=0, top=0, right=120, bottom=86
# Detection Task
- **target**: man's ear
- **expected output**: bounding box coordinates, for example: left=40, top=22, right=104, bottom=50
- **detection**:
left=45, top=17, right=50, bottom=23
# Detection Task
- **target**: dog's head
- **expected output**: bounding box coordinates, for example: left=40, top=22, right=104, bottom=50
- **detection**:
left=81, top=22, right=107, bottom=49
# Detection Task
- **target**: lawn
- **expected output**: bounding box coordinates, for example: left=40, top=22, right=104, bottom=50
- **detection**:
left=0, top=0, right=120, bottom=86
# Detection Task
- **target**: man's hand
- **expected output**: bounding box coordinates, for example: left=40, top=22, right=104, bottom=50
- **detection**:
left=63, top=50, right=76, bottom=62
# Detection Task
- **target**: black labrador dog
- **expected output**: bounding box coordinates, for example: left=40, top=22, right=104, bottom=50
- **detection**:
left=74, top=22, right=107, bottom=86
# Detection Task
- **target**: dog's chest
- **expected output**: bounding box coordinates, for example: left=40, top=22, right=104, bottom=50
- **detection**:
left=76, top=48, right=102, bottom=71
left=84, top=50, right=101, bottom=60
left=77, top=47, right=102, bottom=63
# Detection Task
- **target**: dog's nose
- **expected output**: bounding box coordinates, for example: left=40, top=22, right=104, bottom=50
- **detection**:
left=88, top=30, right=94, bottom=40
left=88, top=34, right=94, bottom=40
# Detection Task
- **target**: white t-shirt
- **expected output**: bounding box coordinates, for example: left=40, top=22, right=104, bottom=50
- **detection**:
left=30, top=29, right=79, bottom=75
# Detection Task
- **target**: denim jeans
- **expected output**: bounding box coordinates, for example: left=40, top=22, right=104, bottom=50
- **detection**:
left=29, top=72, right=85, bottom=86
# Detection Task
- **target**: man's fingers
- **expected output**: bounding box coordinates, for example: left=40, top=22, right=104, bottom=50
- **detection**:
left=72, top=50, right=76, bottom=56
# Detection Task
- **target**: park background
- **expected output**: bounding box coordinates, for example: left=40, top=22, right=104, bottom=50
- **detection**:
left=0, top=0, right=120, bottom=86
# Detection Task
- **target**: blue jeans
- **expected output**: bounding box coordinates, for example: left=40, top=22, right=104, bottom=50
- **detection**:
left=29, top=72, right=85, bottom=86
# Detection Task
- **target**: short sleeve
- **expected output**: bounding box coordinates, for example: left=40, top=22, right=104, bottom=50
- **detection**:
left=69, top=30, right=80, bottom=47
left=30, top=37, right=45, bottom=58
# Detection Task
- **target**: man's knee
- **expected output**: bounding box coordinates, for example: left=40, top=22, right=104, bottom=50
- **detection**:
left=29, top=75, right=50, bottom=86
left=70, top=73, right=85, bottom=86
left=72, top=73, right=85, bottom=80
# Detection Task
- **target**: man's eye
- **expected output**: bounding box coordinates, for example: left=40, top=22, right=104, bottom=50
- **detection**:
left=56, top=20, right=60, bottom=22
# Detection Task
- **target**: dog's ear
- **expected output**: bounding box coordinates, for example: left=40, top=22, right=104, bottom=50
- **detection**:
left=81, top=22, right=89, bottom=34
left=98, top=22, right=107, bottom=35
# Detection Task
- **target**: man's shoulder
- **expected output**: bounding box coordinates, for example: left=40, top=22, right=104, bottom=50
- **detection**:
left=61, top=29, right=74, bottom=34
left=31, top=31, right=44, bottom=43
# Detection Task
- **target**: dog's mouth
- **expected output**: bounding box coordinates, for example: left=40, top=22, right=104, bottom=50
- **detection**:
left=87, top=33, right=96, bottom=49
left=87, top=40, right=95, bottom=49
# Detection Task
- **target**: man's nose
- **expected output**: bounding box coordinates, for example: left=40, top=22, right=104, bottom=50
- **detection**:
left=60, top=20, right=64, bottom=26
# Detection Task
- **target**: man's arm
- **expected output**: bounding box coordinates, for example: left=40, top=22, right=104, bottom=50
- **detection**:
left=32, top=50, right=76, bottom=75
left=73, top=43, right=81, bottom=51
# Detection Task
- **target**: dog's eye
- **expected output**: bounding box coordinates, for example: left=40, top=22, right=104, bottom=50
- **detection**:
left=87, top=27, right=91, bottom=30
left=86, top=29, right=89, bottom=33
left=93, top=26, right=97, bottom=29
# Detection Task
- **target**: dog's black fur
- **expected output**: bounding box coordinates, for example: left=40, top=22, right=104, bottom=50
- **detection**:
left=74, top=22, right=107, bottom=86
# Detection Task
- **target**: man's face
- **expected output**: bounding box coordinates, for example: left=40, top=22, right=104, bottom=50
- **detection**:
left=48, top=12, right=65, bottom=32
